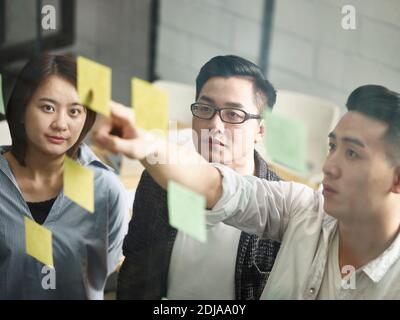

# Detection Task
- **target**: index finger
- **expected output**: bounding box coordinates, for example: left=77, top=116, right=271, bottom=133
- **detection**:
left=109, top=101, right=135, bottom=125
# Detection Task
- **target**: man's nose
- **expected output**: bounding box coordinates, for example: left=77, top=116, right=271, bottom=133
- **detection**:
left=207, top=112, right=225, bottom=133
left=322, top=154, right=340, bottom=179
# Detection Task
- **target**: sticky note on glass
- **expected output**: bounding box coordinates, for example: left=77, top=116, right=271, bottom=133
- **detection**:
left=0, top=74, right=5, bottom=115
left=25, top=217, right=54, bottom=267
left=63, top=156, right=94, bottom=213
left=264, top=110, right=308, bottom=174
left=167, top=180, right=206, bottom=243
left=131, top=78, right=168, bottom=136
left=77, top=56, right=111, bottom=116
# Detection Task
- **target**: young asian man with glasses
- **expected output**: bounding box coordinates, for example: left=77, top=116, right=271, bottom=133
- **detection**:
left=117, top=55, right=282, bottom=300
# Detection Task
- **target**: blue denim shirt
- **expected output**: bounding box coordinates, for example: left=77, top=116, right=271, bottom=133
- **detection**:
left=0, top=144, right=129, bottom=299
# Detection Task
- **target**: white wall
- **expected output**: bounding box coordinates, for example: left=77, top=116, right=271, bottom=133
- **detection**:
left=156, top=0, right=400, bottom=110
left=156, top=0, right=265, bottom=84
left=71, top=0, right=152, bottom=105
left=270, top=0, right=400, bottom=109
left=4, top=0, right=152, bottom=105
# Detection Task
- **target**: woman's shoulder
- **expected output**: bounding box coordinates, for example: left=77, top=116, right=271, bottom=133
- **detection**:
left=78, top=144, right=113, bottom=171
left=78, top=144, right=123, bottom=188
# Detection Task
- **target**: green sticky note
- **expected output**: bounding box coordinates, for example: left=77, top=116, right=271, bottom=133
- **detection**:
left=63, top=156, right=94, bottom=213
left=131, top=78, right=169, bottom=137
left=264, top=110, right=308, bottom=174
left=0, top=74, right=5, bottom=115
left=167, top=180, right=207, bottom=243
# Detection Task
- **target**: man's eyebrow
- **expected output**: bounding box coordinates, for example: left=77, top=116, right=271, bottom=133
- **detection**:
left=328, top=132, right=365, bottom=148
left=342, top=137, right=366, bottom=148
left=197, top=96, right=215, bottom=104
left=198, top=96, right=244, bottom=109
left=225, top=102, right=244, bottom=109
left=328, top=132, right=336, bottom=139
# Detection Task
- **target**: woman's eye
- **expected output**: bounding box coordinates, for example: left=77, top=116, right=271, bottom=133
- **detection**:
left=69, top=108, right=82, bottom=116
left=42, top=105, right=55, bottom=112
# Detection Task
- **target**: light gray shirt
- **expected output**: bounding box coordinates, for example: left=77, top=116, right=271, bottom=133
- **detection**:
left=0, top=144, right=129, bottom=299
left=317, top=228, right=343, bottom=299
left=167, top=223, right=241, bottom=300
left=208, top=164, right=400, bottom=299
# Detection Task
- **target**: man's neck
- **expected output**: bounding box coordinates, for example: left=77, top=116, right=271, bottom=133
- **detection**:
left=338, top=203, right=400, bottom=271
left=226, top=153, right=255, bottom=176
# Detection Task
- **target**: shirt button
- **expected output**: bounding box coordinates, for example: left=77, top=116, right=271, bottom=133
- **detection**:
left=309, top=288, right=315, bottom=294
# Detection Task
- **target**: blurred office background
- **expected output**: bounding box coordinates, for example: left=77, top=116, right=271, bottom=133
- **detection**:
left=1, top=0, right=399, bottom=111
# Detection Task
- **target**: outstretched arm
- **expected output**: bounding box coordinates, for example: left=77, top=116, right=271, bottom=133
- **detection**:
left=94, top=102, right=222, bottom=208
left=94, top=102, right=320, bottom=242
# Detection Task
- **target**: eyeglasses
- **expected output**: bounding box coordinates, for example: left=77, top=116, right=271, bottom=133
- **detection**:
left=190, top=103, right=261, bottom=124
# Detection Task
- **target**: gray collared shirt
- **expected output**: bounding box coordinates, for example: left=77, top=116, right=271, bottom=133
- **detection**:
left=208, top=164, right=400, bottom=299
left=0, top=144, right=129, bottom=299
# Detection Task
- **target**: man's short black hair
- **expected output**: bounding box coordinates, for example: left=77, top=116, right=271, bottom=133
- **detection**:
left=195, top=55, right=276, bottom=112
left=346, top=84, right=400, bottom=164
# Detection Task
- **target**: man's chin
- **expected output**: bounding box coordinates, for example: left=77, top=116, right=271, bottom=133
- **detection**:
left=323, top=203, right=342, bottom=220
left=200, top=152, right=233, bottom=164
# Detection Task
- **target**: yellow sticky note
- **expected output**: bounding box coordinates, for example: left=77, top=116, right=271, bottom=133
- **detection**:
left=25, top=217, right=53, bottom=267
left=131, top=78, right=168, bottom=136
left=77, top=56, right=111, bottom=116
left=63, top=156, right=94, bottom=213
left=167, top=180, right=207, bottom=243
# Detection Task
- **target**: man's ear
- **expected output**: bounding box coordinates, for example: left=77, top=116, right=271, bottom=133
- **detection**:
left=254, top=119, right=265, bottom=144
left=391, top=166, right=400, bottom=194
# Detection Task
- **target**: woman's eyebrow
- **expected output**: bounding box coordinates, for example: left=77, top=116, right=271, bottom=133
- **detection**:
left=39, top=97, right=57, bottom=104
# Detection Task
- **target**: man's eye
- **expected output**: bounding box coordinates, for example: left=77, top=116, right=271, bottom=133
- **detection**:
left=346, top=149, right=358, bottom=158
left=199, top=106, right=212, bottom=113
left=228, top=112, right=240, bottom=118
left=225, top=110, right=244, bottom=120
left=328, top=142, right=336, bottom=152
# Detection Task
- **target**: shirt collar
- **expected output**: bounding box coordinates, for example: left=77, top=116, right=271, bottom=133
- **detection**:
left=254, top=149, right=280, bottom=180
left=320, top=214, right=400, bottom=284
left=76, top=143, right=111, bottom=171
left=361, top=230, right=400, bottom=283
left=0, top=146, right=16, bottom=184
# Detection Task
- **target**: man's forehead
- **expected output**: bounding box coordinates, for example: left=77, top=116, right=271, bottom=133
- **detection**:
left=198, top=95, right=244, bottom=109
left=332, top=111, right=389, bottom=145
left=198, top=78, right=259, bottom=113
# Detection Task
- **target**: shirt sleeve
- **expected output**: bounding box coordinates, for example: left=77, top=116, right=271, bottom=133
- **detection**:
left=207, top=163, right=319, bottom=242
left=106, top=173, right=130, bottom=275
